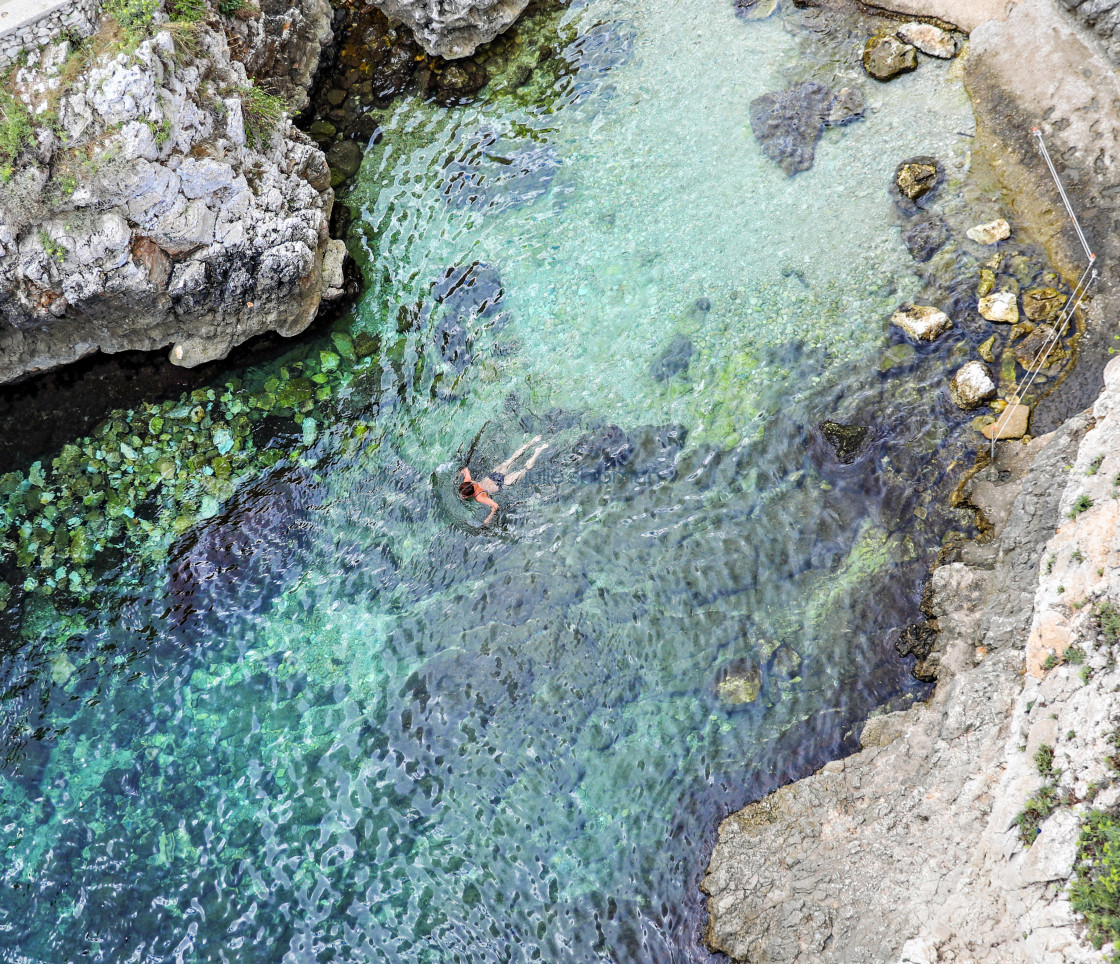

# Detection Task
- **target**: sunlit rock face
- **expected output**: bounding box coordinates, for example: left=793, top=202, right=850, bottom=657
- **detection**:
left=372, top=0, right=532, bottom=57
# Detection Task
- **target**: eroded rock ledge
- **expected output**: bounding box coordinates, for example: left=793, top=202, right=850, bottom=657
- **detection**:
left=0, top=0, right=344, bottom=384
left=703, top=0, right=1120, bottom=960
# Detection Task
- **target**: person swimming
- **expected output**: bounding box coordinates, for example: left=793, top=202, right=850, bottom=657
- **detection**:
left=458, top=435, right=549, bottom=524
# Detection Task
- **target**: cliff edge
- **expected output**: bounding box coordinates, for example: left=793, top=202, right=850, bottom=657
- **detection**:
left=703, top=0, right=1120, bottom=960
left=0, top=0, right=345, bottom=383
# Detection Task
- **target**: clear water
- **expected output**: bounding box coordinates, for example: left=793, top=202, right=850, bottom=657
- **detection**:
left=0, top=1, right=980, bottom=961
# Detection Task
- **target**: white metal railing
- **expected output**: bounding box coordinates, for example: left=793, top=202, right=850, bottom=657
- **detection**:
left=987, top=128, right=1099, bottom=455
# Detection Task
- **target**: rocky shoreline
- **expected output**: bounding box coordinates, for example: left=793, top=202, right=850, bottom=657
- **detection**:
left=703, top=1, right=1120, bottom=960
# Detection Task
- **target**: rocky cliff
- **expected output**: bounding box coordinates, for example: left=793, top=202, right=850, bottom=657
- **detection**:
left=703, top=0, right=1120, bottom=960
left=370, top=0, right=531, bottom=58
left=0, top=0, right=345, bottom=384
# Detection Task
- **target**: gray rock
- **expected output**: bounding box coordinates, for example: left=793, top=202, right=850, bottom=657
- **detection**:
left=749, top=82, right=835, bottom=176
left=890, top=303, right=953, bottom=341
left=371, top=0, right=531, bottom=59
left=896, top=21, right=958, bottom=58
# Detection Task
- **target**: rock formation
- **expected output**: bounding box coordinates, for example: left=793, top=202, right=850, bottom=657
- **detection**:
left=370, top=0, right=531, bottom=58
left=0, top=0, right=342, bottom=385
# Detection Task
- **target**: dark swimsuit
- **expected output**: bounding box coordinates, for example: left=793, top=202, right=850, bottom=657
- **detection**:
left=486, top=472, right=505, bottom=491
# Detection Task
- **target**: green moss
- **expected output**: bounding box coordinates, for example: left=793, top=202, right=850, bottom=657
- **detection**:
left=0, top=91, right=34, bottom=170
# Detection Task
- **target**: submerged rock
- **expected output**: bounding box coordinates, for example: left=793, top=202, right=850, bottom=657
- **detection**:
left=863, top=34, right=918, bottom=81
left=326, top=139, right=364, bottom=187
left=713, top=658, right=762, bottom=706
left=896, top=22, right=957, bottom=59
left=1022, top=287, right=1068, bottom=322
left=1014, top=324, right=1063, bottom=370
left=890, top=304, right=953, bottom=342
left=650, top=335, right=694, bottom=382
left=966, top=218, right=1012, bottom=245
left=732, top=0, right=779, bottom=19
left=978, top=290, right=1019, bottom=323
left=817, top=421, right=870, bottom=464
left=949, top=361, right=997, bottom=410
left=748, top=82, right=835, bottom=176
left=826, top=87, right=866, bottom=127
left=895, top=157, right=939, bottom=203
left=878, top=342, right=917, bottom=372
left=570, top=425, right=634, bottom=479
left=902, top=215, right=949, bottom=262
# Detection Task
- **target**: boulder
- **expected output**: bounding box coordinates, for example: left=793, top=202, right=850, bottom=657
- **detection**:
left=863, top=34, right=919, bottom=81
left=978, top=290, right=1019, bottom=323
left=966, top=218, right=1011, bottom=245
left=890, top=303, right=953, bottom=341
left=949, top=361, right=997, bottom=410
left=326, top=139, right=363, bottom=186
left=896, top=22, right=957, bottom=58
left=370, top=0, right=531, bottom=58
left=713, top=658, right=762, bottom=706
left=1022, top=286, right=1068, bottom=322
left=748, top=82, right=835, bottom=176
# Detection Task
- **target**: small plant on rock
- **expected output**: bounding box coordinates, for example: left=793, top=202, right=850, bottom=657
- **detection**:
left=239, top=83, right=287, bottom=150
left=1088, top=455, right=1105, bottom=476
left=1072, top=494, right=1095, bottom=519
left=1035, top=743, right=1060, bottom=781
left=1043, top=652, right=1060, bottom=671
left=1098, top=602, right=1120, bottom=647
left=168, top=0, right=207, bottom=21
left=1015, top=784, right=1059, bottom=846
left=1069, top=810, right=1120, bottom=958
left=1072, top=548, right=1085, bottom=564
left=1066, top=646, right=1086, bottom=666
left=0, top=91, right=34, bottom=179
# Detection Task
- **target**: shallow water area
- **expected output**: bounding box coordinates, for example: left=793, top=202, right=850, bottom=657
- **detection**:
left=0, top=1, right=983, bottom=962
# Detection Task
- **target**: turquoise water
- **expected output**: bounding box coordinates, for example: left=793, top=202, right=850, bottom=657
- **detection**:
left=0, top=1, right=982, bottom=961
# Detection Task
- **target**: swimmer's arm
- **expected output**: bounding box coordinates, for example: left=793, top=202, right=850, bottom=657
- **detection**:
left=477, top=491, right=498, bottom=524
left=459, top=467, right=472, bottom=482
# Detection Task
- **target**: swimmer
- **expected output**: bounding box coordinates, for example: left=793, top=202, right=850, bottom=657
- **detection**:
left=458, top=435, right=549, bottom=524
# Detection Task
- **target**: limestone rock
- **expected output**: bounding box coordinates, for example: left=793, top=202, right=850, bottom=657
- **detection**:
left=949, top=361, right=997, bottom=410
left=1013, top=324, right=1062, bottom=370
left=966, top=218, right=1012, bottom=244
left=826, top=87, right=865, bottom=126
left=370, top=0, right=531, bottom=58
left=863, top=34, right=919, bottom=81
left=890, top=303, right=953, bottom=341
left=896, top=21, right=957, bottom=58
left=979, top=290, right=1019, bottom=323
left=748, top=82, right=835, bottom=176
left=818, top=420, right=870, bottom=463
left=902, top=214, right=948, bottom=262
left=1022, top=286, right=1068, bottom=322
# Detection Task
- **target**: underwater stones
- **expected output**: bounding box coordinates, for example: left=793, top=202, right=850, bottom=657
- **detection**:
left=890, top=304, right=953, bottom=342
left=732, top=0, right=779, bottom=19
left=713, top=658, right=761, bottom=706
left=894, top=157, right=939, bottom=203
left=978, top=335, right=998, bottom=363
left=748, top=82, right=835, bottom=176
left=895, top=22, right=957, bottom=59
left=980, top=400, right=1030, bottom=439
left=863, top=34, right=918, bottom=81
left=902, top=214, right=949, bottom=262
left=977, top=267, right=996, bottom=298
left=627, top=424, right=688, bottom=482
left=433, top=315, right=473, bottom=371
left=432, top=262, right=504, bottom=320
left=570, top=425, right=634, bottom=480
left=326, top=139, right=364, bottom=187
left=826, top=87, right=865, bottom=127
left=650, top=335, right=694, bottom=382
left=966, top=218, right=1012, bottom=245
left=1014, top=324, right=1062, bottom=370
left=978, top=290, right=1019, bottom=323
left=427, top=61, right=489, bottom=105
left=878, top=342, right=917, bottom=372
left=817, top=421, right=870, bottom=464
left=949, top=361, right=997, bottom=410
left=1023, top=287, right=1068, bottom=322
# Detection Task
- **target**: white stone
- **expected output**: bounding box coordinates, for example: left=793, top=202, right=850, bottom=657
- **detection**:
left=896, top=22, right=957, bottom=58
left=950, top=361, right=997, bottom=410
left=1020, top=809, right=1080, bottom=883
left=979, top=289, right=1019, bottom=323
left=967, top=218, right=1012, bottom=244
left=890, top=304, right=953, bottom=341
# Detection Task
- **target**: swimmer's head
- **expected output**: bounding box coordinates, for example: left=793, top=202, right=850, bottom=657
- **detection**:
left=458, top=480, right=477, bottom=500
